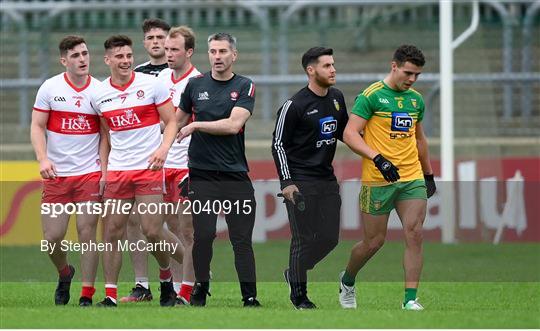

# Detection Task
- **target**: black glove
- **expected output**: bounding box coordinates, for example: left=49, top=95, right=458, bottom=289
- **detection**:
left=178, top=176, right=190, bottom=199
left=424, top=174, right=436, bottom=198
left=373, top=154, right=400, bottom=182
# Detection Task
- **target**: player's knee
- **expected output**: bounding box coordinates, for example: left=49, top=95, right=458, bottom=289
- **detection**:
left=77, top=225, right=96, bottom=242
left=43, top=229, right=64, bottom=244
left=141, top=227, right=162, bottom=243
left=405, top=227, right=423, bottom=246
left=180, top=228, right=194, bottom=247
left=367, top=236, right=385, bottom=254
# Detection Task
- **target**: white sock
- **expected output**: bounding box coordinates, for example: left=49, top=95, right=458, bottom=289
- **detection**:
left=135, top=277, right=149, bottom=289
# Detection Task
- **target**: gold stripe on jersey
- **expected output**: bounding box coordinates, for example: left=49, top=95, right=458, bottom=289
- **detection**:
left=364, top=84, right=384, bottom=97
left=409, top=88, right=422, bottom=97
left=362, top=82, right=384, bottom=97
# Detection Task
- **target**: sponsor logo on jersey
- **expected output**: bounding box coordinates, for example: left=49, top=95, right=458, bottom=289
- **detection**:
left=379, top=98, right=390, bottom=104
left=136, top=90, right=145, bottom=99
left=391, top=112, right=413, bottom=132
left=109, top=109, right=142, bottom=128
left=198, top=91, right=209, bottom=100
left=307, top=109, right=318, bottom=115
left=316, top=116, right=337, bottom=148
left=61, top=114, right=92, bottom=131
left=100, top=98, right=112, bottom=104
left=54, top=96, right=66, bottom=102
left=333, top=99, right=340, bottom=111
left=230, top=91, right=239, bottom=101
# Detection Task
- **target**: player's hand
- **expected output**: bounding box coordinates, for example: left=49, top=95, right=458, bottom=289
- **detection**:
left=373, top=154, right=400, bottom=182
left=424, top=173, right=436, bottom=198
left=177, top=123, right=196, bottom=142
left=39, top=159, right=57, bottom=179
left=147, top=147, right=167, bottom=171
left=99, top=172, right=107, bottom=197
left=282, top=184, right=300, bottom=204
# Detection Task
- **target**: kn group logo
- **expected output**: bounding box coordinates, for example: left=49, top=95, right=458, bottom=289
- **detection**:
left=391, top=112, right=413, bottom=132
left=316, top=116, right=337, bottom=148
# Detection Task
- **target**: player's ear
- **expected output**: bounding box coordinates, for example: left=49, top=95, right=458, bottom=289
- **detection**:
left=103, top=54, right=110, bottom=66
left=186, top=48, right=194, bottom=58
left=391, top=61, right=398, bottom=72
left=231, top=49, right=238, bottom=62
left=59, top=56, right=67, bottom=67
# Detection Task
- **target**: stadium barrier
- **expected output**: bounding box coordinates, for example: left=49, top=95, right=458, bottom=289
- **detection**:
left=1, top=158, right=538, bottom=245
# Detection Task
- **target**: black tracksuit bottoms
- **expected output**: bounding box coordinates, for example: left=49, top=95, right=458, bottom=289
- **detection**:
left=286, top=180, right=341, bottom=299
left=188, top=167, right=257, bottom=300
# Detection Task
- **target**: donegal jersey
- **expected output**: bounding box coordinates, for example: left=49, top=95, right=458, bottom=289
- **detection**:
left=158, top=66, right=200, bottom=169
left=33, top=73, right=101, bottom=177
left=352, top=80, right=425, bottom=185
left=92, top=72, right=171, bottom=171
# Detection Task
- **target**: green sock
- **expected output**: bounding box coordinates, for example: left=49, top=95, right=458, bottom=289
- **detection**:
left=404, top=288, right=417, bottom=304
left=341, top=270, right=356, bottom=287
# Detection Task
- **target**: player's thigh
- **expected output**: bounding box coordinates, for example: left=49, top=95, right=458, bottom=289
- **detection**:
left=41, top=212, right=71, bottom=242
left=164, top=211, right=181, bottom=236
left=395, top=180, right=427, bottom=231
left=75, top=202, right=100, bottom=237
left=359, top=183, right=399, bottom=216
left=102, top=198, right=133, bottom=239
left=136, top=194, right=165, bottom=234
left=177, top=203, right=194, bottom=239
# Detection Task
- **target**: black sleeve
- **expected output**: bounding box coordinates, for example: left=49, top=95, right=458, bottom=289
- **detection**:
left=235, top=79, right=256, bottom=113
left=271, top=99, right=299, bottom=190
left=337, top=93, right=349, bottom=142
left=179, top=80, right=193, bottom=114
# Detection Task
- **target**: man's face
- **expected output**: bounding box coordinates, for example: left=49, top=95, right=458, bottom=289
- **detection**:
left=165, top=35, right=192, bottom=71
left=143, top=27, right=167, bottom=59
left=309, top=55, right=336, bottom=88
left=104, top=45, right=134, bottom=78
left=60, top=43, right=90, bottom=76
left=392, top=61, right=423, bottom=91
left=208, top=40, right=237, bottom=74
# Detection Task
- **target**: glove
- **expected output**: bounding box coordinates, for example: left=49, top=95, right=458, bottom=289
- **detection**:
left=178, top=176, right=190, bottom=199
left=424, top=174, right=436, bottom=198
left=373, top=154, right=400, bottom=182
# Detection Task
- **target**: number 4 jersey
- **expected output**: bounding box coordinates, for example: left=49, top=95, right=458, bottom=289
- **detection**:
left=33, top=73, right=101, bottom=177
left=352, top=80, right=425, bottom=185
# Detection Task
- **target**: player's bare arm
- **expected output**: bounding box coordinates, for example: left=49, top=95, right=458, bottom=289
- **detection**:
left=415, top=122, right=433, bottom=175
left=98, top=118, right=111, bottom=195
left=30, top=111, right=57, bottom=179
left=148, top=100, right=176, bottom=170
left=343, top=113, right=379, bottom=160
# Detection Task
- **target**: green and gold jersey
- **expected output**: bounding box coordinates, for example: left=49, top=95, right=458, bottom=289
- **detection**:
left=352, top=80, right=425, bottom=186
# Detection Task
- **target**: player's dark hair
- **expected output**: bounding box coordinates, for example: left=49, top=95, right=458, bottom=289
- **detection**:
left=393, top=45, right=425, bottom=67
left=142, top=18, right=171, bottom=34
left=207, top=32, right=237, bottom=50
left=104, top=35, right=132, bottom=50
left=301, top=47, right=333, bottom=71
left=169, top=26, right=196, bottom=51
left=59, top=35, right=86, bottom=56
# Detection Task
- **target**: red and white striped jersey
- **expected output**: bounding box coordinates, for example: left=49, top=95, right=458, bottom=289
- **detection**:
left=158, top=66, right=200, bottom=169
left=33, top=73, right=101, bottom=177
left=91, top=72, right=171, bottom=171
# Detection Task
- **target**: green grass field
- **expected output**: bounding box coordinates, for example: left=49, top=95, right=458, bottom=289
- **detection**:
left=1, top=241, right=539, bottom=328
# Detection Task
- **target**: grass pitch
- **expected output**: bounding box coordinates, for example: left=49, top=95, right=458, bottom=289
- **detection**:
left=1, top=241, right=539, bottom=328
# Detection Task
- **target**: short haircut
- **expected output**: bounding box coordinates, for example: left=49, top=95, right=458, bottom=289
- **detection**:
left=104, top=35, right=132, bottom=51
left=142, top=18, right=170, bottom=34
left=207, top=32, right=236, bottom=50
left=59, top=35, right=86, bottom=56
left=168, top=26, right=196, bottom=51
left=301, top=47, right=333, bottom=71
left=393, top=44, right=425, bottom=67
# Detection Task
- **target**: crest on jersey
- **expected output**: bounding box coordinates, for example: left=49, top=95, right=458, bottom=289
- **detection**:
left=333, top=99, right=340, bottom=111
left=136, top=90, right=145, bottom=99
left=411, top=99, right=417, bottom=109
left=125, top=109, right=134, bottom=119
left=230, top=91, right=239, bottom=101
left=374, top=200, right=381, bottom=210
left=77, top=115, right=87, bottom=123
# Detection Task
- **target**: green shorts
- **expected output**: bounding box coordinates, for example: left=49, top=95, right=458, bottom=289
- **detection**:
left=359, top=179, right=427, bottom=215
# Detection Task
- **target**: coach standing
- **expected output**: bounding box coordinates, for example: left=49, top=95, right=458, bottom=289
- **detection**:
left=176, top=32, right=260, bottom=308
left=271, top=47, right=349, bottom=309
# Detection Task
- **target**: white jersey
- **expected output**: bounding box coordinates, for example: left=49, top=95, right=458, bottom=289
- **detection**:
left=91, top=72, right=171, bottom=171
left=33, top=73, right=101, bottom=177
left=158, top=66, right=201, bottom=169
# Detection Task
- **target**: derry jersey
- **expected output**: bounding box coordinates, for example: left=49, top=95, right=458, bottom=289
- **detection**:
left=92, top=72, right=171, bottom=171
left=352, top=81, right=425, bottom=186
left=33, top=73, right=101, bottom=177
left=157, top=66, right=201, bottom=169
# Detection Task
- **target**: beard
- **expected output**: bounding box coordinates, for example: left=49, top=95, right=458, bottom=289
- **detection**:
left=314, top=72, right=334, bottom=88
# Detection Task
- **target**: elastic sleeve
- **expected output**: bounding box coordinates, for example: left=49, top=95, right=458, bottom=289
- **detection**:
left=153, top=77, right=171, bottom=106
left=32, top=81, right=51, bottom=112
left=351, top=93, right=373, bottom=120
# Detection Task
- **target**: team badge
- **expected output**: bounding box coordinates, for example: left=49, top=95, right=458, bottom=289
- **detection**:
left=374, top=200, right=381, bottom=210
left=230, top=91, right=239, bottom=101
left=411, top=99, right=417, bottom=108
left=136, top=90, right=145, bottom=99
left=333, top=99, right=340, bottom=111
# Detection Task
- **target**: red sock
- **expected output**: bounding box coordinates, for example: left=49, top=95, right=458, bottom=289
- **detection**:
left=58, top=265, right=71, bottom=278
left=159, top=267, right=172, bottom=282
left=105, top=286, right=117, bottom=301
left=81, top=286, right=96, bottom=299
left=179, top=283, right=193, bottom=301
